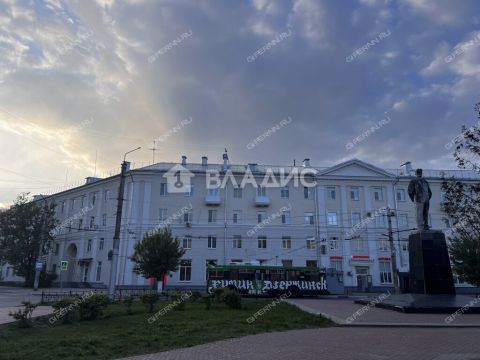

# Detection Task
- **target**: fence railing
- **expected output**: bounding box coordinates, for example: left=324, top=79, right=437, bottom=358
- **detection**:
left=41, top=288, right=171, bottom=303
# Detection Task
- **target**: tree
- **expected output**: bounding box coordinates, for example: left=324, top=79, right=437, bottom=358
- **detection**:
left=442, top=102, right=480, bottom=286
left=131, top=228, right=185, bottom=290
left=0, top=193, right=56, bottom=286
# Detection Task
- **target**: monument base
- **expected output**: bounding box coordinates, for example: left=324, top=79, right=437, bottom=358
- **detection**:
left=355, top=294, right=480, bottom=313
left=408, top=230, right=455, bottom=295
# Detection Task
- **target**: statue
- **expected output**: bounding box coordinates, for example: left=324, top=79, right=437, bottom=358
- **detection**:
left=408, top=168, right=432, bottom=231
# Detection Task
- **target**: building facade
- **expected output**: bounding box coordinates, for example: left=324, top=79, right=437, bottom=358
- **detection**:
left=1, top=156, right=477, bottom=293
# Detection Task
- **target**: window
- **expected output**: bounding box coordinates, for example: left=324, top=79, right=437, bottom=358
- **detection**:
left=90, top=216, right=95, bottom=228
left=282, top=236, right=291, bottom=249
left=61, top=201, right=65, bottom=213
left=233, top=187, right=242, bottom=198
left=179, top=260, right=192, bottom=281
left=159, top=208, right=168, bottom=221
left=305, top=212, right=314, bottom=225
left=320, top=245, right=327, bottom=255
left=304, top=187, right=313, bottom=199
left=326, top=186, right=336, bottom=200
left=398, top=214, right=408, bottom=228
left=183, top=211, right=192, bottom=223
left=208, top=235, right=217, bottom=249
left=102, top=213, right=107, bottom=226
left=257, top=211, right=266, bottom=223
left=87, top=239, right=92, bottom=252
left=282, top=260, right=293, bottom=267
left=83, top=265, right=89, bottom=282
left=257, top=186, right=266, bottom=197
left=352, top=238, right=367, bottom=252
left=258, top=236, right=267, bottom=249
left=52, top=264, right=57, bottom=273
left=378, top=239, right=389, bottom=252
left=396, top=189, right=406, bottom=202
left=379, top=261, right=392, bottom=284
left=351, top=212, right=362, bottom=226
left=104, top=190, right=110, bottom=202
left=70, top=199, right=75, bottom=210
left=233, top=235, right=242, bottom=249
left=281, top=186, right=289, bottom=199
left=92, top=193, right=97, bottom=205
left=306, top=238, right=316, bottom=250
left=81, top=196, right=85, bottom=207
left=99, top=238, right=104, bottom=250
left=350, top=187, right=360, bottom=201
left=329, top=237, right=340, bottom=251
left=160, top=183, right=167, bottom=196
left=96, top=261, right=102, bottom=281
left=54, top=243, right=60, bottom=256
left=208, top=188, right=219, bottom=196
left=373, top=187, right=384, bottom=201
left=375, top=214, right=386, bottom=228
left=401, top=241, right=408, bottom=252
left=233, top=210, right=242, bottom=224
left=208, top=210, right=217, bottom=223
left=306, top=260, right=318, bottom=268
left=183, top=235, right=192, bottom=249
left=327, top=212, right=338, bottom=226
left=78, top=219, right=83, bottom=230
left=331, top=260, right=343, bottom=271
left=281, top=211, right=291, bottom=224
left=185, top=185, right=194, bottom=196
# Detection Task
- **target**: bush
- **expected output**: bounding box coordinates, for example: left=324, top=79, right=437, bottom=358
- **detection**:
left=78, top=293, right=110, bottom=320
left=141, top=292, right=160, bottom=313
left=51, top=296, right=79, bottom=324
left=123, top=296, right=134, bottom=315
left=169, top=292, right=186, bottom=311
left=221, top=289, right=242, bottom=309
left=212, top=287, right=225, bottom=303
left=9, top=301, right=38, bottom=328
left=201, top=293, right=212, bottom=310
left=189, top=290, right=202, bottom=303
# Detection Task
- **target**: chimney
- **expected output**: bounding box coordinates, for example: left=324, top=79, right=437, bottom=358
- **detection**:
left=223, top=151, right=229, bottom=171
left=401, top=161, right=413, bottom=175
left=181, top=155, right=187, bottom=166
left=303, top=158, right=311, bottom=167
left=202, top=156, right=208, bottom=166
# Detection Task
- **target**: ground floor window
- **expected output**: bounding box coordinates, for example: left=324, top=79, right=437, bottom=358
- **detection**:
left=379, top=261, right=392, bottom=284
left=96, top=261, right=102, bottom=281
left=180, top=259, right=192, bottom=281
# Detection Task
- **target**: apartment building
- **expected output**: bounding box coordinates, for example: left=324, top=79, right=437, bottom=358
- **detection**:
left=1, top=155, right=477, bottom=293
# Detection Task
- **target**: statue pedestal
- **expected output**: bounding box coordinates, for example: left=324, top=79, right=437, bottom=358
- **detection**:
left=408, top=230, right=455, bottom=295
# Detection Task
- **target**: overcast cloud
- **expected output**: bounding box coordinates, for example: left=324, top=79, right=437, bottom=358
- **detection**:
left=0, top=0, right=479, bottom=207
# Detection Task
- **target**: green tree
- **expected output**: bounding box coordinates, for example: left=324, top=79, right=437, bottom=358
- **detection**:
left=442, top=102, right=480, bottom=286
left=131, top=228, right=185, bottom=290
left=0, top=193, right=56, bottom=286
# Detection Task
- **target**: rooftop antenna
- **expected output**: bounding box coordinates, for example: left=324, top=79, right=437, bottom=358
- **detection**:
left=93, top=150, right=98, bottom=177
left=148, top=140, right=158, bottom=164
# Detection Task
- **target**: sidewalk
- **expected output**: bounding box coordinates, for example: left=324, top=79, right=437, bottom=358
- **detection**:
left=0, top=305, right=53, bottom=325
left=286, top=298, right=480, bottom=327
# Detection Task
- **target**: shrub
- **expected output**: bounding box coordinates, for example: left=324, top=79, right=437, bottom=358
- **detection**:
left=221, top=289, right=242, bottom=309
left=141, top=292, right=160, bottom=313
left=201, top=293, right=212, bottom=310
left=189, top=290, right=202, bottom=303
left=9, top=301, right=38, bottom=328
left=78, top=293, right=110, bottom=320
left=123, top=296, right=134, bottom=315
left=212, top=287, right=225, bottom=303
left=169, top=292, right=186, bottom=311
left=51, top=296, right=79, bottom=324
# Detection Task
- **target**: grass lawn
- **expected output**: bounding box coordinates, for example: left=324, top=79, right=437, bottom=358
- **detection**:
left=0, top=298, right=332, bottom=360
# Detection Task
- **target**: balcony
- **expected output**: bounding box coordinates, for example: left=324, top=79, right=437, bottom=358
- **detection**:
left=205, top=195, right=221, bottom=205
left=254, top=196, right=270, bottom=207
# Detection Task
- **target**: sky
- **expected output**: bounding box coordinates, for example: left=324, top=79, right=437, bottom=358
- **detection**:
left=0, top=0, right=479, bottom=207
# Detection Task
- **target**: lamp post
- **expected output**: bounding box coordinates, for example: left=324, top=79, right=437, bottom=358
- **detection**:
left=108, top=147, right=141, bottom=297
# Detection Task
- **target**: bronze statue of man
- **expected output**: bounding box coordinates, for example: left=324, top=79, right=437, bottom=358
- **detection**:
left=408, top=168, right=432, bottom=231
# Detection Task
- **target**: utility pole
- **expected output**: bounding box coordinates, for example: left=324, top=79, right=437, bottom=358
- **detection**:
left=386, top=207, right=400, bottom=294
left=148, top=140, right=157, bottom=165
left=33, top=197, right=47, bottom=291
left=108, top=147, right=141, bottom=297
